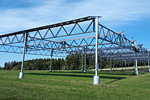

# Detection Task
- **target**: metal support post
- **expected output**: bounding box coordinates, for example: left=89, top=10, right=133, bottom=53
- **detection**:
left=148, top=50, right=150, bottom=72
left=135, top=52, right=138, bottom=75
left=125, top=56, right=126, bottom=71
left=81, top=53, right=83, bottom=71
left=122, top=61, right=123, bottom=70
left=128, top=61, right=129, bottom=70
left=140, top=59, right=141, bottom=70
left=19, top=32, right=27, bottom=78
left=100, top=57, right=102, bottom=71
left=92, top=55, right=94, bottom=69
left=64, top=56, right=66, bottom=70
left=69, top=52, right=71, bottom=69
left=93, top=17, right=100, bottom=85
left=116, top=60, right=118, bottom=71
left=49, top=49, right=53, bottom=72
left=113, top=59, right=114, bottom=71
left=84, top=46, right=87, bottom=73
left=110, top=58, right=112, bottom=72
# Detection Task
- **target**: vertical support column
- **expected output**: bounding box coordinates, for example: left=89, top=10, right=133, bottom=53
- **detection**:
left=100, top=55, right=102, bottom=71
left=125, top=56, right=126, bottom=71
left=81, top=53, right=83, bottom=71
left=116, top=60, right=118, bottom=71
left=49, top=49, right=53, bottom=72
left=93, top=17, right=100, bottom=85
left=100, top=57, right=102, bottom=71
left=128, top=61, right=129, bottom=70
left=64, top=56, right=66, bottom=70
left=135, top=52, right=138, bottom=75
left=113, top=59, right=114, bottom=71
left=148, top=50, right=150, bottom=72
left=69, top=52, right=71, bottom=69
left=19, top=32, right=27, bottom=78
left=110, top=57, right=112, bottom=72
left=122, top=61, right=123, bottom=70
left=140, top=59, right=141, bottom=70
left=84, top=46, right=87, bottom=73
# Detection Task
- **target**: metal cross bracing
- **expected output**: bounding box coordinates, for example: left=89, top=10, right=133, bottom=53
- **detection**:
left=0, top=16, right=143, bottom=85
left=0, top=18, right=137, bottom=56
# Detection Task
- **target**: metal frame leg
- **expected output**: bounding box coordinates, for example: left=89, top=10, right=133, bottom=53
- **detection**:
left=19, top=33, right=27, bottom=78
left=113, top=59, right=114, bottom=71
left=110, top=58, right=112, bottom=72
left=135, top=52, right=138, bottom=75
left=93, top=17, right=100, bottom=85
left=122, top=61, right=123, bottom=70
left=81, top=53, right=83, bottom=71
left=49, top=50, right=53, bottom=72
left=84, top=46, right=87, bottom=73
left=148, top=50, right=150, bottom=72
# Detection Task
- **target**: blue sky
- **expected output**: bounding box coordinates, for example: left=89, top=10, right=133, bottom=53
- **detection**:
left=0, top=0, right=150, bottom=67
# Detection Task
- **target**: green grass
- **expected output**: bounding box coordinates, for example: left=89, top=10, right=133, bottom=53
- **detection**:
left=0, top=69, right=150, bottom=100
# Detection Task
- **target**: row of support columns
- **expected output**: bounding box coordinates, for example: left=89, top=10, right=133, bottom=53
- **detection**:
left=18, top=17, right=149, bottom=87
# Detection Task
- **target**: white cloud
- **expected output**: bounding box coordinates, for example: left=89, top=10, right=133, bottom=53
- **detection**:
left=0, top=0, right=150, bottom=34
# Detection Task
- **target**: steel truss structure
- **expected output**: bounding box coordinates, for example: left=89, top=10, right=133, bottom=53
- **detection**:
left=0, top=16, right=148, bottom=85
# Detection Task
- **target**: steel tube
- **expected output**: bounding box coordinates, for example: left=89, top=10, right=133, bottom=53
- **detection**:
left=148, top=50, right=150, bottom=72
left=19, top=33, right=27, bottom=78
left=93, top=17, right=100, bottom=85
left=135, top=52, right=138, bottom=75
left=49, top=50, right=53, bottom=72
left=84, top=46, right=87, bottom=73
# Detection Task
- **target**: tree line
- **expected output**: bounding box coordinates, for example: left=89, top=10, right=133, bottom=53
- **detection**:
left=2, top=53, right=148, bottom=70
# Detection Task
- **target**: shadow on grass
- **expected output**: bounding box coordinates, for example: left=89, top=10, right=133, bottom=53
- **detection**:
left=0, top=98, right=17, bottom=100
left=98, top=71, right=133, bottom=76
left=50, top=70, right=133, bottom=76
left=26, top=73, right=127, bottom=80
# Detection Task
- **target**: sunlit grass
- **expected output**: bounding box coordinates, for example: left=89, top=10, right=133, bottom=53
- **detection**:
left=0, top=69, right=150, bottom=100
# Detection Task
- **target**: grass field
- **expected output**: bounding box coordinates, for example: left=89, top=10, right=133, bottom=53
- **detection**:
left=0, top=68, right=150, bottom=100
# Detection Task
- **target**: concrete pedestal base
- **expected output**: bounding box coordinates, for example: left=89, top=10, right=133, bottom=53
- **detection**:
left=84, top=69, right=86, bottom=73
left=148, top=69, right=150, bottom=72
left=93, top=76, right=100, bottom=85
left=19, top=72, right=24, bottom=78
left=49, top=69, right=52, bottom=72
left=135, top=70, right=138, bottom=75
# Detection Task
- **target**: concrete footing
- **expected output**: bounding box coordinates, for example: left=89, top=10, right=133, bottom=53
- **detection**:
left=49, top=69, right=52, bottom=72
left=135, top=70, right=138, bottom=75
left=19, top=72, right=24, bottom=78
left=84, top=69, right=86, bottom=73
left=93, top=76, right=100, bottom=85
